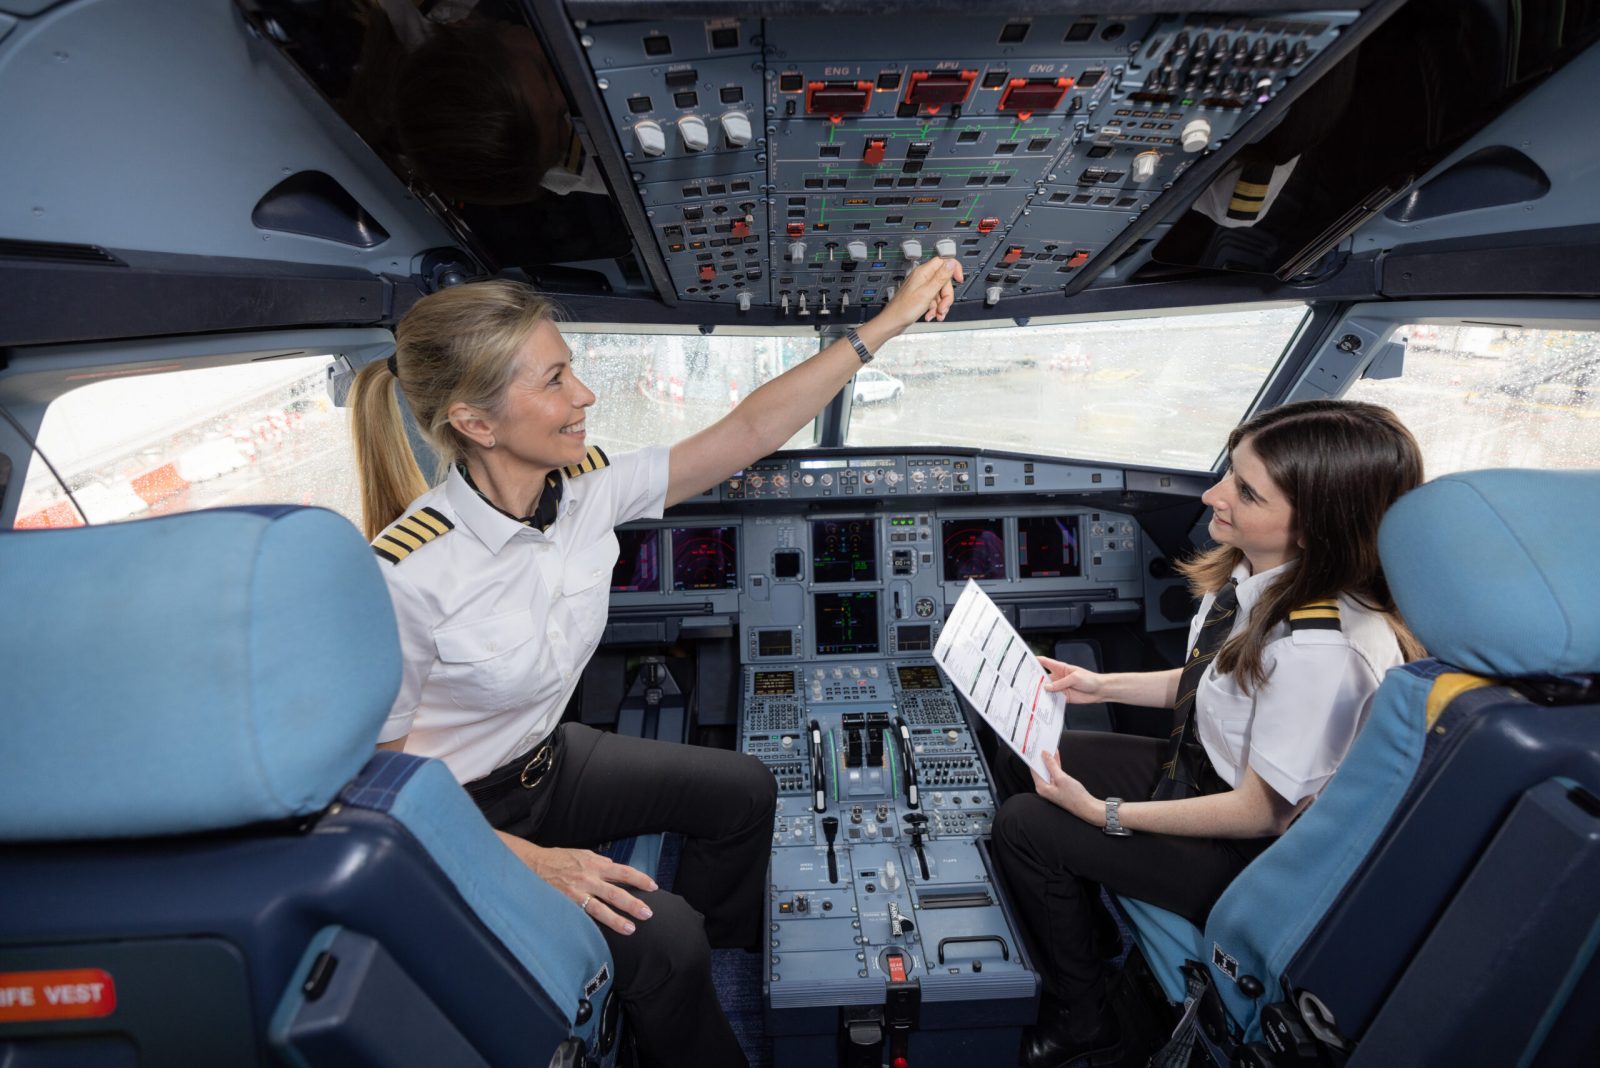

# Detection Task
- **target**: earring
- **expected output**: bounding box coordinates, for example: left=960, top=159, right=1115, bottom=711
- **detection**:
left=485, top=437, right=496, bottom=449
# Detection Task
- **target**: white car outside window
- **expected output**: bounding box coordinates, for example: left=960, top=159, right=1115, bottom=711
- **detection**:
left=853, top=367, right=904, bottom=405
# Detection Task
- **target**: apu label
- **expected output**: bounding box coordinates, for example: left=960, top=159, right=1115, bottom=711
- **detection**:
left=0, top=969, right=117, bottom=1022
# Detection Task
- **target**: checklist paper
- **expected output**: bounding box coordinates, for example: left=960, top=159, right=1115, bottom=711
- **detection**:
left=933, top=580, right=1066, bottom=782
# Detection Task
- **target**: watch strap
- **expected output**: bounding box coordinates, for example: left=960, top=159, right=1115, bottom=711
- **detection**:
left=846, top=328, right=874, bottom=365
left=1103, top=796, right=1132, bottom=837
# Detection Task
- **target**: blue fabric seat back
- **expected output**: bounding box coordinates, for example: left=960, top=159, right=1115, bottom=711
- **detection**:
left=1118, top=469, right=1600, bottom=1043
left=0, top=506, right=615, bottom=1062
left=0, top=506, right=400, bottom=838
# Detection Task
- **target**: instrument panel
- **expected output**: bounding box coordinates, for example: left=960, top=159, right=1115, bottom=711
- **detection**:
left=600, top=449, right=1194, bottom=1064
left=571, top=9, right=1359, bottom=310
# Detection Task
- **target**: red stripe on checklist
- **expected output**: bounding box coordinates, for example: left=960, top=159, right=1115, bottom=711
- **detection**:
left=1021, top=675, right=1044, bottom=752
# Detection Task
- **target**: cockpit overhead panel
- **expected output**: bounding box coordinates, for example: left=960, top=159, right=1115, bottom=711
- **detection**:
left=573, top=9, right=1358, bottom=310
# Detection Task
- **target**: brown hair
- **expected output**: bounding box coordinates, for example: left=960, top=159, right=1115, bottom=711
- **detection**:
left=350, top=280, right=561, bottom=540
left=1178, top=399, right=1426, bottom=690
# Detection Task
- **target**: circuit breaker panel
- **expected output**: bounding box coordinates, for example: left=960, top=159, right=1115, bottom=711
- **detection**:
left=573, top=10, right=1356, bottom=310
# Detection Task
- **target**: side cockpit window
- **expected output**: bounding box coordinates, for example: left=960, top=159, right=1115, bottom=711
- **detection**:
left=16, top=357, right=359, bottom=529
left=1344, top=325, right=1600, bottom=474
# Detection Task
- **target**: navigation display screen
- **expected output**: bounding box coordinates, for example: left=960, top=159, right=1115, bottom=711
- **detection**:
left=896, top=664, right=942, bottom=690
left=941, top=518, right=1007, bottom=581
left=611, top=528, right=660, bottom=592
left=1017, top=516, right=1083, bottom=578
left=812, top=518, right=878, bottom=583
left=896, top=624, right=932, bottom=652
left=814, top=591, right=880, bottom=656
left=671, top=526, right=739, bottom=590
left=754, top=671, right=796, bottom=696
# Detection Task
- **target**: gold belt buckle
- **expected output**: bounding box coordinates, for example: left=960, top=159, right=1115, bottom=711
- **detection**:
left=519, top=743, right=553, bottom=790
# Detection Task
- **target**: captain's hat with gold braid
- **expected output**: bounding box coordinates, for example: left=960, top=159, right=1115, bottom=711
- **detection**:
left=1288, top=598, right=1341, bottom=632
left=561, top=445, right=610, bottom=479
left=373, top=506, right=454, bottom=565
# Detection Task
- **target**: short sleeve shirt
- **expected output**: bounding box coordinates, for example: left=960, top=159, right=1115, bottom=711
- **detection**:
left=375, top=446, right=671, bottom=783
left=1191, top=560, right=1405, bottom=805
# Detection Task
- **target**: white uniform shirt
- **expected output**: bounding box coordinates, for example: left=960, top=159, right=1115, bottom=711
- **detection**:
left=1191, top=560, right=1404, bottom=805
left=375, top=446, right=671, bottom=783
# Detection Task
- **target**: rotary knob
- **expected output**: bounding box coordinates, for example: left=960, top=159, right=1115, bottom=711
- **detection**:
left=720, top=111, right=753, bottom=147
left=678, top=115, right=710, bottom=152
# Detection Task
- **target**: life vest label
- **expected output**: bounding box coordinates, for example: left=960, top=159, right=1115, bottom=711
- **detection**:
left=0, top=969, right=117, bottom=1022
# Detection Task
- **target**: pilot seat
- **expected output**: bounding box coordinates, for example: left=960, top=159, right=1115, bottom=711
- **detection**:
left=1112, top=468, right=1600, bottom=1067
left=0, top=505, right=621, bottom=1067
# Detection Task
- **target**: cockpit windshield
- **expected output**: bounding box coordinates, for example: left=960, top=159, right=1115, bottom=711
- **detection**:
left=846, top=305, right=1308, bottom=470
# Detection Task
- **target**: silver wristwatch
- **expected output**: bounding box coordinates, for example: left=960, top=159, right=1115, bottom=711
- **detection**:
left=846, top=327, right=874, bottom=365
left=1103, top=797, right=1132, bottom=837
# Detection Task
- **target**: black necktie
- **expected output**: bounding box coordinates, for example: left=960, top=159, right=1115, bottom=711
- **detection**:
left=1153, top=580, right=1239, bottom=801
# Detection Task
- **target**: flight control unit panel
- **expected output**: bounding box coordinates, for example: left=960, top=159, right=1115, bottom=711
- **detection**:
left=604, top=450, right=1186, bottom=1066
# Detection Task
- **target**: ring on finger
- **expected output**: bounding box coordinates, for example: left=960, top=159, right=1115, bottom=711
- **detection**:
left=580, top=893, right=592, bottom=913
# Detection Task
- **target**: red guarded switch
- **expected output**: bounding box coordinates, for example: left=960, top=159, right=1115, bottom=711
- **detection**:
left=863, top=138, right=887, bottom=165
left=699, top=265, right=716, bottom=282
left=732, top=218, right=751, bottom=238
left=977, top=217, right=1001, bottom=233
left=1067, top=249, right=1091, bottom=268
left=1001, top=246, right=1024, bottom=265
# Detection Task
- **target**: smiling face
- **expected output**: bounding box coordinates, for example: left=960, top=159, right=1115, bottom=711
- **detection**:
left=485, top=318, right=596, bottom=470
left=1202, top=434, right=1299, bottom=574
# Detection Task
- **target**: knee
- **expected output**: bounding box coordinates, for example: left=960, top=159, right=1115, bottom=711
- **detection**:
left=618, top=890, right=712, bottom=994
left=991, top=793, right=1052, bottom=860
left=721, top=751, right=778, bottom=828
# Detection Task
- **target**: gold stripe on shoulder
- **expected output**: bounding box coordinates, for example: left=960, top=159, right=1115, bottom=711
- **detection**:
left=562, top=445, right=611, bottom=479
left=372, top=508, right=453, bottom=564
left=1289, top=599, right=1341, bottom=632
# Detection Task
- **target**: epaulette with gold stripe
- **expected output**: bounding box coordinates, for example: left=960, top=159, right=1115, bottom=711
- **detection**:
left=1288, top=599, right=1341, bottom=632
left=561, top=445, right=610, bottom=479
left=373, top=506, right=454, bottom=564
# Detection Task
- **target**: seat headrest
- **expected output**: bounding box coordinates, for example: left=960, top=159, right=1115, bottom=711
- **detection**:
left=0, top=506, right=401, bottom=840
left=1379, top=469, right=1600, bottom=677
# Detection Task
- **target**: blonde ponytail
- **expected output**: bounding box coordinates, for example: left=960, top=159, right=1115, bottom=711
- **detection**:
left=350, top=359, right=428, bottom=540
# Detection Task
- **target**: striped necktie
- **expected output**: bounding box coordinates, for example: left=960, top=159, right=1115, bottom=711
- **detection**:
left=1153, top=580, right=1239, bottom=801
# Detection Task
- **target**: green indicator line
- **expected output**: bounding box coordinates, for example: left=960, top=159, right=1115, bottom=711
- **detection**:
left=827, top=124, right=837, bottom=144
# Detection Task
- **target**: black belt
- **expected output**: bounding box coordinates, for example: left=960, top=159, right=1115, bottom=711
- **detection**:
left=465, top=732, right=559, bottom=802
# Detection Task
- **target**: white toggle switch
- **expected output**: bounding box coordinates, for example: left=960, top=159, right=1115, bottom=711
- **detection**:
left=900, top=239, right=923, bottom=262
left=634, top=120, right=667, bottom=157
left=840, top=292, right=850, bottom=310
left=788, top=240, right=807, bottom=262
left=847, top=240, right=869, bottom=261
left=1132, top=150, right=1160, bottom=183
left=1181, top=117, right=1212, bottom=153
left=678, top=115, right=710, bottom=151
left=797, top=292, right=810, bottom=317
left=882, top=859, right=900, bottom=890
left=720, top=111, right=753, bottom=147
left=737, top=291, right=752, bottom=311
left=935, top=238, right=957, bottom=257
left=985, top=285, right=1002, bottom=306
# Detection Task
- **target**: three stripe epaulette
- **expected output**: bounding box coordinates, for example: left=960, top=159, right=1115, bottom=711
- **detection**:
left=561, top=445, right=610, bottom=479
left=373, top=506, right=454, bottom=565
left=1288, top=598, right=1341, bottom=632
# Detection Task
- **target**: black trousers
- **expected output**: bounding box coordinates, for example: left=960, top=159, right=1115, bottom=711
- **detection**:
left=990, top=732, right=1273, bottom=1022
left=468, top=723, right=777, bottom=1068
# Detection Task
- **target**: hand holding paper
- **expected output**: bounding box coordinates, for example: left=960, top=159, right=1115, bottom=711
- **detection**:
left=933, top=580, right=1066, bottom=783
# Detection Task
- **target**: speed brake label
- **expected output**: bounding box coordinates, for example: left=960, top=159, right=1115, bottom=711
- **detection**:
left=0, top=969, right=117, bottom=1022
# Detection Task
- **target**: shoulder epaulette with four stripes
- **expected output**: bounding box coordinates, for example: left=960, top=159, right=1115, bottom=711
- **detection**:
left=1288, top=598, right=1341, bottom=632
left=561, top=445, right=610, bottom=479
left=373, top=506, right=454, bottom=565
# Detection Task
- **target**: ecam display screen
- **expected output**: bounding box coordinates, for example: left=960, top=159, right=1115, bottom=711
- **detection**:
left=811, top=518, right=878, bottom=583
left=814, top=591, right=879, bottom=656
left=671, top=526, right=739, bottom=590
left=611, top=528, right=660, bottom=592
left=941, top=518, right=1006, bottom=581
left=1017, top=516, right=1083, bottom=578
